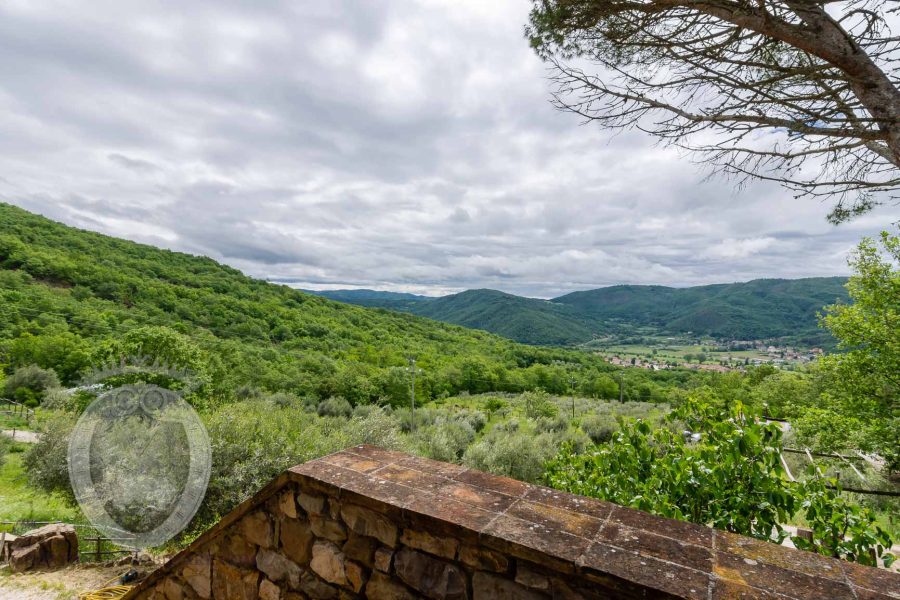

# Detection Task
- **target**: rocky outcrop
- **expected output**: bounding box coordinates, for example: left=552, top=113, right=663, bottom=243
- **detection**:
left=7, top=523, right=79, bottom=572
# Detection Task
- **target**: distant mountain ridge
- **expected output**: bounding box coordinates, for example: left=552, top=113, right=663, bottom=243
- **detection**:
left=309, top=277, right=849, bottom=345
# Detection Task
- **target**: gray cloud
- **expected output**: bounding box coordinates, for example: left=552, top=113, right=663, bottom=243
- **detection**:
left=0, top=0, right=897, bottom=298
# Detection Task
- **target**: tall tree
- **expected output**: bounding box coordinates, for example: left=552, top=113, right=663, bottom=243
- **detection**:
left=527, top=0, right=900, bottom=222
left=819, top=228, right=899, bottom=470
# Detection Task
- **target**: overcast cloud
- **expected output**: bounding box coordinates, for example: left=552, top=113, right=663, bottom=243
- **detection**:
left=1, top=0, right=897, bottom=298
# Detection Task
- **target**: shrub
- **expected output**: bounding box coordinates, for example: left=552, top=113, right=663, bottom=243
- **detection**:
left=3, top=365, right=60, bottom=407
left=413, top=420, right=476, bottom=463
left=522, top=389, right=557, bottom=419
left=581, top=413, right=618, bottom=444
left=484, top=397, right=507, bottom=414
left=22, top=412, right=77, bottom=504
left=456, top=410, right=487, bottom=433
left=535, top=414, right=568, bottom=434
left=201, top=401, right=404, bottom=521
left=268, top=392, right=299, bottom=408
left=317, top=396, right=352, bottom=418
left=463, top=429, right=556, bottom=483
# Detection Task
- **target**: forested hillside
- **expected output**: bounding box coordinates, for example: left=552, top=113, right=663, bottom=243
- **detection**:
left=0, top=203, right=656, bottom=405
left=409, top=289, right=599, bottom=345
left=312, top=278, right=849, bottom=345
left=554, top=278, right=849, bottom=341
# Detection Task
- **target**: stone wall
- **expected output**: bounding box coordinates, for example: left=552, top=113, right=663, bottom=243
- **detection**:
left=126, top=445, right=900, bottom=600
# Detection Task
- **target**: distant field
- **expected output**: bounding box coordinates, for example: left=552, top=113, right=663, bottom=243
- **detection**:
left=591, top=343, right=773, bottom=365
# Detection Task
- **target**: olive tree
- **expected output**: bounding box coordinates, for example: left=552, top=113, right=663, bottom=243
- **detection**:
left=527, top=0, right=900, bottom=222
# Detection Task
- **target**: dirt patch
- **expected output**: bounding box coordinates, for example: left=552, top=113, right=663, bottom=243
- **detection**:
left=1, top=429, right=39, bottom=444
left=0, top=563, right=158, bottom=600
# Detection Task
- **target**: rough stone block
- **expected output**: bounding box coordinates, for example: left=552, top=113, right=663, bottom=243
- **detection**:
left=340, top=504, right=398, bottom=548
left=278, top=490, right=298, bottom=519
left=181, top=552, right=212, bottom=599
left=300, top=571, right=340, bottom=599
left=365, top=571, right=418, bottom=600
left=311, top=515, right=348, bottom=543
left=457, top=545, right=508, bottom=573
left=242, top=511, right=275, bottom=549
left=394, top=548, right=467, bottom=600
left=7, top=523, right=79, bottom=572
left=257, top=548, right=301, bottom=589
left=162, top=578, right=184, bottom=600
left=310, top=540, right=349, bottom=587
left=212, top=558, right=260, bottom=600
left=515, top=564, right=550, bottom=591
left=345, top=560, right=367, bottom=593
left=217, top=533, right=259, bottom=568
left=259, top=578, right=281, bottom=600
left=472, top=572, right=547, bottom=600
left=280, top=517, right=315, bottom=565
left=400, top=528, right=458, bottom=560
left=298, top=492, right=328, bottom=515
left=343, top=532, right=378, bottom=567
left=374, top=547, right=393, bottom=573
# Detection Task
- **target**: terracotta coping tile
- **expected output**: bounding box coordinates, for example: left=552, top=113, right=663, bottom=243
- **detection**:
left=405, top=493, right=497, bottom=534
left=482, top=513, right=591, bottom=566
left=395, top=455, right=469, bottom=478
left=714, top=550, right=856, bottom=600
left=606, top=505, right=714, bottom=548
left=523, top=484, right=615, bottom=521
left=853, top=588, right=900, bottom=600
left=451, top=468, right=530, bottom=497
left=437, top=481, right=518, bottom=513
left=716, top=530, right=845, bottom=581
left=320, top=451, right=386, bottom=474
left=710, top=578, right=791, bottom=599
left=579, top=541, right=711, bottom=600
left=505, top=499, right=605, bottom=540
left=369, top=463, right=451, bottom=492
left=596, top=522, right=713, bottom=573
left=840, top=558, right=900, bottom=598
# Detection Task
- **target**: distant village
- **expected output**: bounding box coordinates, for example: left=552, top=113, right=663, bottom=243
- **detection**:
left=603, top=340, right=825, bottom=372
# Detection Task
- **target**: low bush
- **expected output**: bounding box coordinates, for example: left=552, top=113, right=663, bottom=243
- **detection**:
left=317, top=396, right=352, bottom=418
left=3, top=365, right=60, bottom=407
left=463, top=428, right=556, bottom=483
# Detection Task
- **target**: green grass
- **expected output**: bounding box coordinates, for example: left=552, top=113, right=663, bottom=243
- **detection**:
left=0, top=413, right=31, bottom=430
left=0, top=452, right=78, bottom=524
left=593, top=343, right=774, bottom=365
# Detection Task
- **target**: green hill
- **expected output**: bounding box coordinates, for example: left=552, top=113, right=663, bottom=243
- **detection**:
left=0, top=203, right=622, bottom=405
left=306, top=289, right=428, bottom=311
left=407, top=289, right=600, bottom=345
left=553, top=278, right=849, bottom=341
left=315, top=279, right=849, bottom=346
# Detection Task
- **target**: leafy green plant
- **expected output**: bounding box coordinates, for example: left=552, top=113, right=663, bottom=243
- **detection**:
left=317, top=396, right=352, bottom=418
left=797, top=476, right=895, bottom=567
left=522, top=389, right=557, bottom=419
left=2, top=365, right=60, bottom=407
left=544, top=399, right=894, bottom=565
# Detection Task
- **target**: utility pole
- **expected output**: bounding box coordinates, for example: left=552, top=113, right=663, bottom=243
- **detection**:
left=569, top=375, right=576, bottom=419
left=618, top=371, right=624, bottom=403
left=406, top=357, right=423, bottom=432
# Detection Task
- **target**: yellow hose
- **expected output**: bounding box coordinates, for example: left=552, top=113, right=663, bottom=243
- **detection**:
left=78, top=573, right=133, bottom=600
left=78, top=586, right=132, bottom=600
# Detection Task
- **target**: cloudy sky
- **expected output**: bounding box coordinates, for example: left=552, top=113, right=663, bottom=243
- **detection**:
left=1, top=0, right=896, bottom=298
